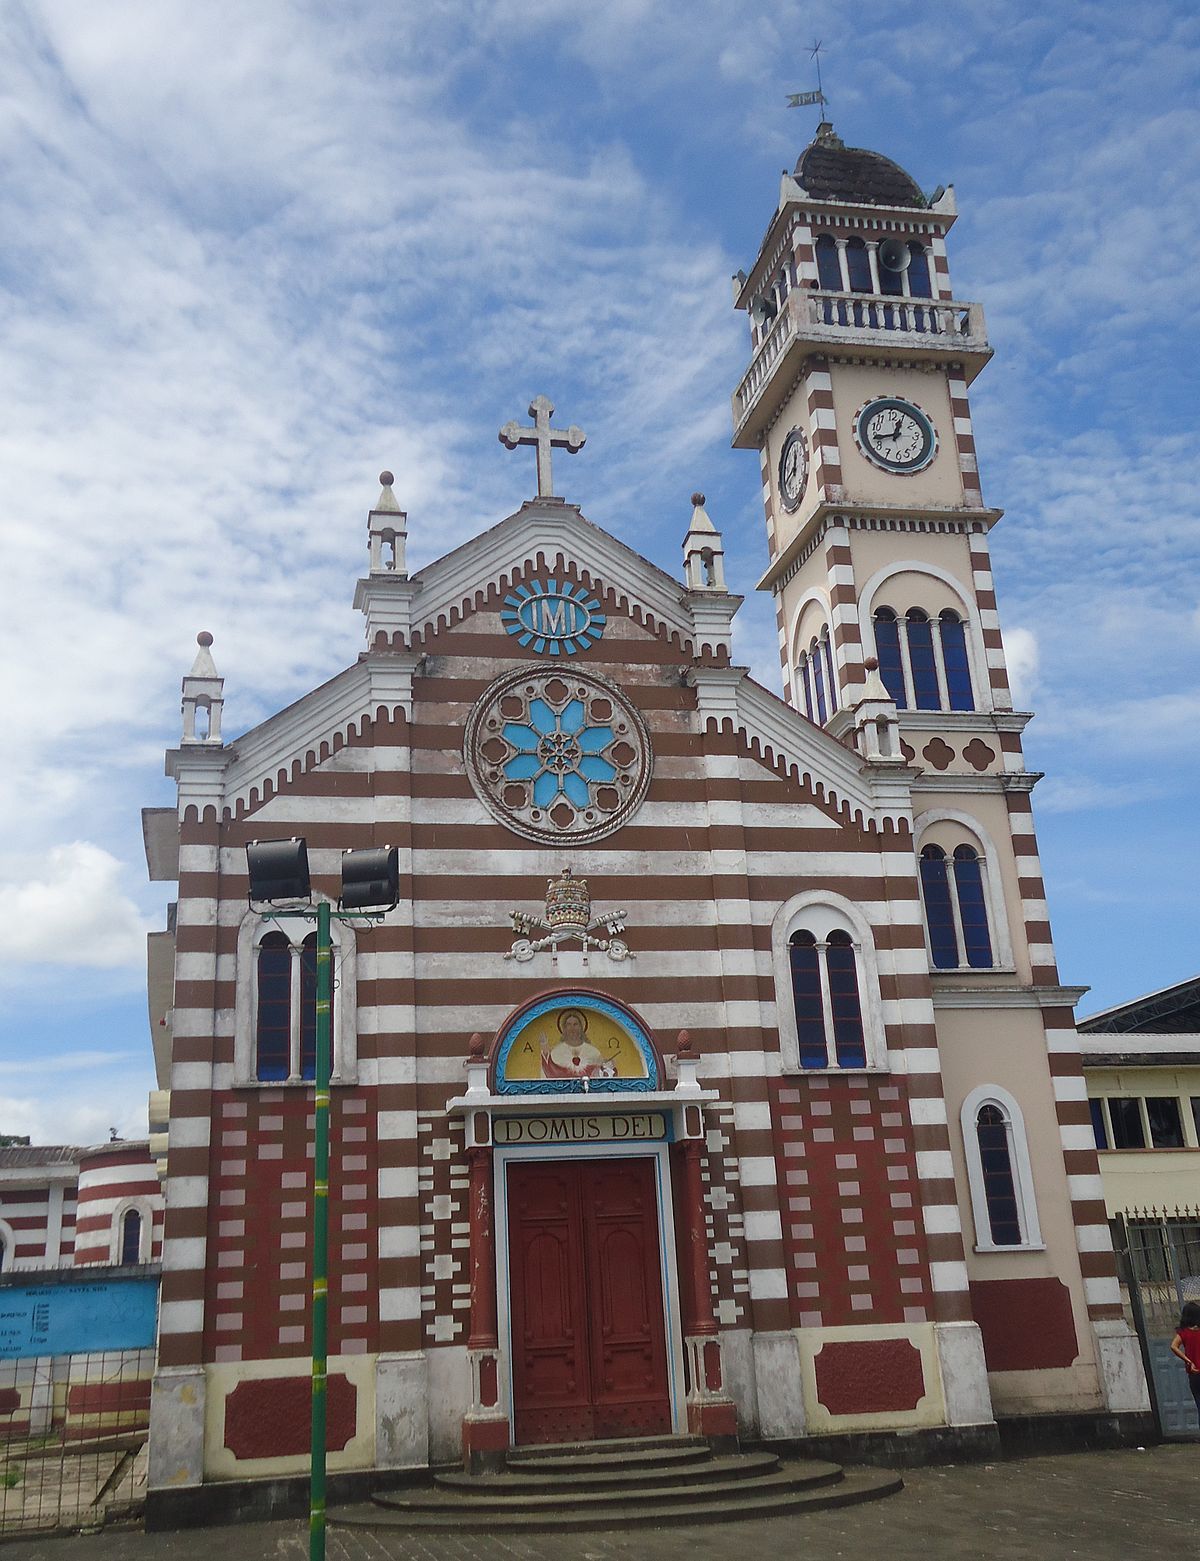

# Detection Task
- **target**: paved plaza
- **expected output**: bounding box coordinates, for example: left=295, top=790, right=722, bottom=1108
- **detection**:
left=3, top=1445, right=1197, bottom=1561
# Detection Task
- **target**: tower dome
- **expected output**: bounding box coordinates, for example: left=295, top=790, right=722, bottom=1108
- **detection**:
left=794, top=123, right=927, bottom=208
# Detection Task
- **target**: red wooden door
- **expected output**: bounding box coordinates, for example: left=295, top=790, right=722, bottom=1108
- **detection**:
left=508, top=1158, right=672, bottom=1445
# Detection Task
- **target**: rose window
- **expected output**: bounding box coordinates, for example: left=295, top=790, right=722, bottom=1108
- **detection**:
left=465, top=668, right=652, bottom=844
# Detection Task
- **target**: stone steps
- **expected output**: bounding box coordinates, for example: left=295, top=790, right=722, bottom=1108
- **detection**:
left=371, top=1464, right=846, bottom=1517
left=329, top=1434, right=903, bottom=1534
left=434, top=1448, right=783, bottom=1494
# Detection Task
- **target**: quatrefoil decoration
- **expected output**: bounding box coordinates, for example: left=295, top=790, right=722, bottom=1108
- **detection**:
left=464, top=667, right=652, bottom=844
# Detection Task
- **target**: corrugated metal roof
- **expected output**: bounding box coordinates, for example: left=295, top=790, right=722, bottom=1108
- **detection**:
left=0, top=1145, right=82, bottom=1168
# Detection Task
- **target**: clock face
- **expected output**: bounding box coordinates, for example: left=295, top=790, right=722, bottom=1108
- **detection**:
left=856, top=397, right=937, bottom=473
left=778, top=428, right=808, bottom=511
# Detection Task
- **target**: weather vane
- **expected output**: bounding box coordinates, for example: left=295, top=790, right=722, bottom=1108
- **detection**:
left=786, top=40, right=828, bottom=115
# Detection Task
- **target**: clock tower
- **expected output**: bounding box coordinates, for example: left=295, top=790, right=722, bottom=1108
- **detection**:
left=732, top=122, right=1145, bottom=1424
left=734, top=121, right=998, bottom=734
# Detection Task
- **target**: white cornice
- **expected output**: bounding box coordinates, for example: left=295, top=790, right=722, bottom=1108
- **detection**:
left=931, top=984, right=1087, bottom=1010
left=910, top=771, right=1041, bottom=794
left=900, top=710, right=1032, bottom=735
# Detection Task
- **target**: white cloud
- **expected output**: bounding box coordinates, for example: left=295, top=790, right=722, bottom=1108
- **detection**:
left=0, top=844, right=151, bottom=972
left=0, top=1084, right=152, bottom=1149
left=1034, top=776, right=1167, bottom=815
left=1001, top=626, right=1039, bottom=709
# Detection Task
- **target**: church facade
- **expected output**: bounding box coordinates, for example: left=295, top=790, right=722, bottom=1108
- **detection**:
left=145, top=126, right=1148, bottom=1515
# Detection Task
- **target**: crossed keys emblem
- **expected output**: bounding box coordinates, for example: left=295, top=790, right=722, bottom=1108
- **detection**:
left=505, top=867, right=632, bottom=963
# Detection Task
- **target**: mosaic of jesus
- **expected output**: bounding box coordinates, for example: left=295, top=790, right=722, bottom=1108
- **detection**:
left=502, top=1003, right=649, bottom=1083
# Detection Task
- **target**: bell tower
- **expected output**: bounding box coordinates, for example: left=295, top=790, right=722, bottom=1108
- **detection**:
left=733, top=121, right=1004, bottom=749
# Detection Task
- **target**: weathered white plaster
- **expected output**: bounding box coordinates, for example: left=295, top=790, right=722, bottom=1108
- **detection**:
left=148, top=1367, right=207, bottom=1490
left=426, top=1345, right=470, bottom=1465
left=933, top=1320, right=994, bottom=1426
left=752, top=1330, right=807, bottom=1437
left=719, top=1327, right=757, bottom=1433
left=1092, top=1320, right=1151, bottom=1413
left=376, top=1351, right=430, bottom=1468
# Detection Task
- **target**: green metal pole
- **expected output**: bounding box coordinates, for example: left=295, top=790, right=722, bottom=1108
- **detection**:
left=310, top=898, right=331, bottom=1561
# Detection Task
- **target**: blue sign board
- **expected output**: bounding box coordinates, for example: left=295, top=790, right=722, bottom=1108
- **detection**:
left=0, top=1278, right=158, bottom=1360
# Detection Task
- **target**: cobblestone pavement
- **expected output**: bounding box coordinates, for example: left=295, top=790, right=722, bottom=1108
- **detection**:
left=5, top=1446, right=1197, bottom=1561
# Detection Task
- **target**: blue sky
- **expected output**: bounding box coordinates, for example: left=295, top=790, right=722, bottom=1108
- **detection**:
left=2, top=0, right=1197, bottom=1143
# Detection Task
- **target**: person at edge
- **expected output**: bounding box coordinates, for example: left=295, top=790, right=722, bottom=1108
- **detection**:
left=1170, top=1300, right=1200, bottom=1426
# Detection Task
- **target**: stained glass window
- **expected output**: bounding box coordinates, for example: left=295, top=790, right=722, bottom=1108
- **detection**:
left=976, top=1104, right=1021, bottom=1245
left=256, top=931, right=292, bottom=1082
left=940, top=611, right=974, bottom=711
left=953, top=846, right=993, bottom=967
left=920, top=846, right=959, bottom=968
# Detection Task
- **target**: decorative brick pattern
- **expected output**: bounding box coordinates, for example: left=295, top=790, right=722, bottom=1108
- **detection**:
left=418, top=1113, right=470, bottom=1345
left=773, top=1075, right=933, bottom=1328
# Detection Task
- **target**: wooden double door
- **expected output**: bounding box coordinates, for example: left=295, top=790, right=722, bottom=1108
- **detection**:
left=507, top=1157, right=673, bottom=1445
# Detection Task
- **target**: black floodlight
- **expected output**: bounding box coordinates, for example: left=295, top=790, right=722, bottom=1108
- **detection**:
left=339, top=846, right=399, bottom=912
left=246, top=838, right=311, bottom=905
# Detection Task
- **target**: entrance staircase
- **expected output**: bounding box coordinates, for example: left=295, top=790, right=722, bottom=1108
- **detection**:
left=331, top=1435, right=902, bottom=1533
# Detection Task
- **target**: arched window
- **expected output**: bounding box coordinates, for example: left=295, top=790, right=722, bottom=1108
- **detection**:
left=907, top=242, right=932, bottom=298
left=975, top=1106, right=1021, bottom=1245
left=795, top=620, right=838, bottom=724
left=299, top=932, right=335, bottom=1082
left=845, top=237, right=872, bottom=293
left=919, top=846, right=958, bottom=968
left=787, top=928, right=868, bottom=1069
left=256, top=931, right=292, bottom=1082
left=797, top=650, right=814, bottom=720
left=872, top=608, right=906, bottom=707
left=120, top=1208, right=143, bottom=1265
left=953, top=846, right=993, bottom=967
left=871, top=602, right=977, bottom=714
left=905, top=610, right=940, bottom=709
left=811, top=639, right=828, bottom=723
left=919, top=843, right=995, bottom=969
left=788, top=931, right=826, bottom=1069
left=961, top=1086, right=1042, bottom=1251
left=821, top=629, right=838, bottom=715
left=939, top=611, right=974, bottom=710
left=252, top=928, right=341, bottom=1083
left=815, top=234, right=841, bottom=290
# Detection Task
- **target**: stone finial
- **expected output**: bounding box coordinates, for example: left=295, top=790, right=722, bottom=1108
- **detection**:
left=369, top=469, right=407, bottom=575
left=675, top=1029, right=696, bottom=1060
left=181, top=632, right=224, bottom=745
left=683, top=492, right=727, bottom=591
left=467, top=1031, right=487, bottom=1062
left=860, top=655, right=891, bottom=702
left=851, top=656, right=903, bottom=766
left=376, top=471, right=400, bottom=511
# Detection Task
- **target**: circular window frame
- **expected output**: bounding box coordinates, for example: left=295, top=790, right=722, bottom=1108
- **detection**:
left=464, top=665, right=653, bottom=845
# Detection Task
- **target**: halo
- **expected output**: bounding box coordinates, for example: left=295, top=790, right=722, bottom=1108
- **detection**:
left=555, top=1007, right=588, bottom=1036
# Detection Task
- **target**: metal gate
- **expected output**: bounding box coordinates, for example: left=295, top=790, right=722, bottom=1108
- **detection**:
left=0, top=1270, right=158, bottom=1536
left=1114, top=1208, right=1200, bottom=1439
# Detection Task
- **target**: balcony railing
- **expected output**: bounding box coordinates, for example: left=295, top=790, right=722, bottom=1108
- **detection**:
left=733, top=289, right=990, bottom=432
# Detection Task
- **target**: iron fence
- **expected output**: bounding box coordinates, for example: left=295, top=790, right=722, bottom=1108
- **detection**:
left=1113, top=1206, right=1200, bottom=1439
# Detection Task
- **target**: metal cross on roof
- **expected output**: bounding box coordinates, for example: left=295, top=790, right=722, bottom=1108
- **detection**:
left=499, top=395, right=586, bottom=498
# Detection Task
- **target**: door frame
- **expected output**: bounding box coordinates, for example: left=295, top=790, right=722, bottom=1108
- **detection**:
left=495, top=1140, right=687, bottom=1443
